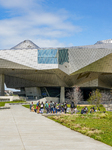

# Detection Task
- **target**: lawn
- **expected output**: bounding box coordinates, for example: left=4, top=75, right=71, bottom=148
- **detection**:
left=75, top=104, right=106, bottom=113
left=23, top=103, right=112, bottom=146
left=23, top=104, right=36, bottom=109
left=48, top=111, right=112, bottom=147
left=0, top=100, right=27, bottom=107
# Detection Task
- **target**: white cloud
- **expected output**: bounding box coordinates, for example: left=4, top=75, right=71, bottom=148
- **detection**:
left=0, top=36, right=65, bottom=49
left=34, top=39, right=65, bottom=48
left=0, top=0, right=82, bottom=49
left=0, top=0, right=37, bottom=8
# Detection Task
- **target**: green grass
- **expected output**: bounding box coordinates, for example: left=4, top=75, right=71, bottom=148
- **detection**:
left=48, top=111, right=112, bottom=147
left=23, top=104, right=31, bottom=109
left=0, top=102, right=6, bottom=107
left=67, top=104, right=106, bottom=114
left=23, top=103, right=112, bottom=146
left=76, top=104, right=106, bottom=113
left=23, top=104, right=36, bottom=109
left=0, top=100, right=27, bottom=107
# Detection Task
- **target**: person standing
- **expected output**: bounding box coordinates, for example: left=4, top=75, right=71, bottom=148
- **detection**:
left=50, top=101, right=53, bottom=113
left=53, top=102, right=56, bottom=113
left=48, top=103, right=50, bottom=113
left=45, top=101, right=49, bottom=114
left=36, top=101, right=39, bottom=112
left=59, top=103, right=62, bottom=113
left=37, top=101, right=40, bottom=114
left=71, top=101, right=75, bottom=114
left=64, top=101, right=67, bottom=114
left=56, top=104, right=59, bottom=114
left=61, top=103, right=64, bottom=113
left=40, top=102, right=44, bottom=114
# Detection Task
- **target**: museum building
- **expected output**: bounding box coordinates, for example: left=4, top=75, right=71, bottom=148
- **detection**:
left=0, top=39, right=112, bottom=102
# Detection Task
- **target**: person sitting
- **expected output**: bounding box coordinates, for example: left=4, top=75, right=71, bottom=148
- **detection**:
left=74, top=107, right=78, bottom=114
left=92, top=107, right=95, bottom=112
left=30, top=102, right=33, bottom=111
left=90, top=108, right=93, bottom=113
left=31, top=105, right=35, bottom=112
left=84, top=106, right=88, bottom=114
left=81, top=108, right=84, bottom=114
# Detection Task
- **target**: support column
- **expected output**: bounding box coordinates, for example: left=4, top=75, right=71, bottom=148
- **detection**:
left=60, top=87, right=65, bottom=103
left=0, top=74, right=4, bottom=96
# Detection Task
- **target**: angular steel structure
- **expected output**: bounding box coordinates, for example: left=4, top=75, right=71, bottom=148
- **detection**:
left=1, top=39, right=112, bottom=101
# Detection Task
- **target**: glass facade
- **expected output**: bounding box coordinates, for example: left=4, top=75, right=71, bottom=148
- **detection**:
left=41, top=87, right=60, bottom=98
left=58, top=49, right=69, bottom=65
left=38, top=49, right=58, bottom=64
left=38, top=48, right=69, bottom=64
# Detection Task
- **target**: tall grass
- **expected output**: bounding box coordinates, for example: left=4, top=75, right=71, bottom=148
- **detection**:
left=48, top=111, right=112, bottom=147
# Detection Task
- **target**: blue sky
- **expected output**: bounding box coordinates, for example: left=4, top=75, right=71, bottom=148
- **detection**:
left=0, top=0, right=112, bottom=49
left=0, top=0, right=112, bottom=90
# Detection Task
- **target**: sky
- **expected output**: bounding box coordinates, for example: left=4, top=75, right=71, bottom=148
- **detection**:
left=0, top=0, right=112, bottom=49
left=0, top=0, right=112, bottom=90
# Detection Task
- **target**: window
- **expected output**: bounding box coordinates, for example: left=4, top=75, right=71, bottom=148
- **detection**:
left=58, top=49, right=69, bottom=65
left=38, top=49, right=58, bottom=64
left=37, top=48, right=69, bottom=64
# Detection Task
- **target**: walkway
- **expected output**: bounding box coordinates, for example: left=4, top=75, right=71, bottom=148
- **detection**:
left=0, top=105, right=112, bottom=150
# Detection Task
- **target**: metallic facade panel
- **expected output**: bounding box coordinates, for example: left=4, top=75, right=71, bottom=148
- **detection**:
left=0, top=40, right=112, bottom=89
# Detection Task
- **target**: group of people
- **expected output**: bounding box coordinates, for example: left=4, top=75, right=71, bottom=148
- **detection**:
left=90, top=107, right=96, bottom=113
left=30, top=101, right=68, bottom=114
left=30, top=101, right=44, bottom=114
left=81, top=106, right=97, bottom=114
left=45, top=101, right=68, bottom=114
left=81, top=106, right=88, bottom=114
left=30, top=101, right=91, bottom=115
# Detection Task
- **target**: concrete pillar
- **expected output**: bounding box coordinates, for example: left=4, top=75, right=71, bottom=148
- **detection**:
left=0, top=74, right=4, bottom=96
left=60, top=87, right=65, bottom=103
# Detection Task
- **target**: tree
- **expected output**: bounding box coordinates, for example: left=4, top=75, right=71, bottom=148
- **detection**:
left=101, top=91, right=112, bottom=111
left=66, top=87, right=83, bottom=105
left=88, top=89, right=102, bottom=109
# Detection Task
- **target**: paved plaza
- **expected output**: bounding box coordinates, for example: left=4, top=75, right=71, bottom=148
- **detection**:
left=0, top=105, right=112, bottom=150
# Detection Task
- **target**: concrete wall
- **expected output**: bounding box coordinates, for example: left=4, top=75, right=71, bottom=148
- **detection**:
left=32, top=97, right=59, bottom=104
left=25, top=87, right=41, bottom=99
left=0, top=74, right=4, bottom=96
left=0, top=96, right=22, bottom=102
left=103, top=104, right=112, bottom=111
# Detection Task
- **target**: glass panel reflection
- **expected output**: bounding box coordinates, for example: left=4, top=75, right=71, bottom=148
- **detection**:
left=38, top=49, right=69, bottom=64
left=38, top=49, right=58, bottom=64
left=58, top=49, right=69, bottom=65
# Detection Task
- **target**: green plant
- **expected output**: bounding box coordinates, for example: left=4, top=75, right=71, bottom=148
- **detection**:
left=0, top=100, right=27, bottom=107
left=88, top=89, right=102, bottom=109
left=48, top=111, right=112, bottom=147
